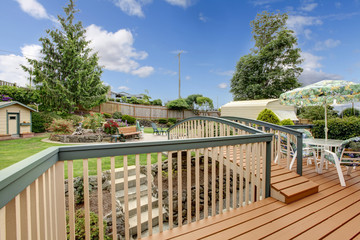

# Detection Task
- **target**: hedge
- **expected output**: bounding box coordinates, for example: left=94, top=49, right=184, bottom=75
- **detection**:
left=312, top=116, right=360, bottom=140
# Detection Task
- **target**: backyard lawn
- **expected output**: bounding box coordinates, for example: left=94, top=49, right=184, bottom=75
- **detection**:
left=143, top=127, right=168, bottom=134
left=0, top=134, right=166, bottom=178
left=0, top=134, right=66, bottom=170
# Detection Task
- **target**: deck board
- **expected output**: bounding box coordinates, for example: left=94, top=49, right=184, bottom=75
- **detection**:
left=142, top=160, right=360, bottom=240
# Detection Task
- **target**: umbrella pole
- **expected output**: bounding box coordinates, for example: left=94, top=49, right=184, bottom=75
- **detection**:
left=325, top=104, right=328, bottom=141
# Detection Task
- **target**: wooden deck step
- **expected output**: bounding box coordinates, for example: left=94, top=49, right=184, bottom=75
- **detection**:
left=270, top=165, right=319, bottom=204
left=218, top=148, right=320, bottom=204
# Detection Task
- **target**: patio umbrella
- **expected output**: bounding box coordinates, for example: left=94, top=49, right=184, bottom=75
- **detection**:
left=279, top=80, right=360, bottom=140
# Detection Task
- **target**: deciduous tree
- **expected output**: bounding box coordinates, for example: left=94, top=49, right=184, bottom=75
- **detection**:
left=230, top=11, right=302, bottom=100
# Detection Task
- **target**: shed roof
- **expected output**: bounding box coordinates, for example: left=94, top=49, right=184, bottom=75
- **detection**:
left=222, top=99, right=279, bottom=107
left=0, top=101, right=36, bottom=111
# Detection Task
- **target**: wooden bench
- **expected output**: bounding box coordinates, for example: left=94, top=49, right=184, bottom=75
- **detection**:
left=118, top=126, right=141, bottom=139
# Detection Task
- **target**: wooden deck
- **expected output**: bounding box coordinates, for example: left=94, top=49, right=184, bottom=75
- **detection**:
left=143, top=161, right=360, bottom=239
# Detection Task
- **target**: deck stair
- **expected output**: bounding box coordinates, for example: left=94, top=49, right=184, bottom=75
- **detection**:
left=114, top=166, right=165, bottom=237
left=270, top=163, right=319, bottom=203
left=224, top=147, right=319, bottom=204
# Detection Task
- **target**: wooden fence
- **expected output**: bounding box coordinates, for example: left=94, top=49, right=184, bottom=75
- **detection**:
left=0, top=80, right=16, bottom=87
left=90, top=101, right=220, bottom=120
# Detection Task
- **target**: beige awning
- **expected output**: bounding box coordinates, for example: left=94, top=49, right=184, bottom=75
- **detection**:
left=273, top=110, right=298, bottom=121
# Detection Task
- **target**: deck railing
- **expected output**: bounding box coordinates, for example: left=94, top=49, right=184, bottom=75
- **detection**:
left=167, top=116, right=264, bottom=140
left=0, top=132, right=272, bottom=239
left=221, top=116, right=303, bottom=175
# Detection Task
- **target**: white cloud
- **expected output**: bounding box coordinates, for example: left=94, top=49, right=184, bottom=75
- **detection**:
left=21, top=44, right=43, bottom=59
left=249, top=0, right=283, bottom=6
left=287, top=15, right=322, bottom=37
left=15, top=0, right=49, bottom=19
left=0, top=44, right=42, bottom=87
left=159, top=68, right=177, bottom=76
left=303, top=29, right=312, bottom=39
left=118, top=86, right=130, bottom=91
left=300, top=3, right=318, bottom=12
left=113, top=0, right=194, bottom=17
left=218, top=83, right=228, bottom=89
left=335, top=2, right=342, bottom=8
left=185, top=75, right=190, bottom=80
left=314, top=39, right=341, bottom=51
left=164, top=0, right=193, bottom=8
left=131, top=66, right=154, bottom=77
left=299, top=52, right=342, bottom=85
left=14, top=0, right=56, bottom=22
left=114, top=0, right=152, bottom=17
left=85, top=24, right=154, bottom=77
left=211, top=70, right=234, bottom=76
left=199, top=12, right=208, bottom=22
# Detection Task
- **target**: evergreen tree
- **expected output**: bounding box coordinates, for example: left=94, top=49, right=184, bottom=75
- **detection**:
left=22, top=0, right=109, bottom=114
left=230, top=11, right=302, bottom=100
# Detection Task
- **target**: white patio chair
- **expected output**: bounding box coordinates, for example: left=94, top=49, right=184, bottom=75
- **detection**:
left=322, top=137, right=360, bottom=186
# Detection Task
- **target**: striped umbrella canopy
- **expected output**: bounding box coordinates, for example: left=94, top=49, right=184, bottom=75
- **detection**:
left=280, top=80, right=360, bottom=140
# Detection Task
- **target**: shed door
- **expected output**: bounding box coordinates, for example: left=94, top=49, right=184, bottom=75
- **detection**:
left=8, top=113, right=19, bottom=135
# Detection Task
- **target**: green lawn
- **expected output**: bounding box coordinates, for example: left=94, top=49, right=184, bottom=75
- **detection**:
left=0, top=134, right=67, bottom=170
left=1, top=134, right=166, bottom=178
left=143, top=127, right=168, bottom=134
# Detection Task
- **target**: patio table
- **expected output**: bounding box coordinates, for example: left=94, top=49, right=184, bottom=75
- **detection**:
left=303, top=138, right=343, bottom=173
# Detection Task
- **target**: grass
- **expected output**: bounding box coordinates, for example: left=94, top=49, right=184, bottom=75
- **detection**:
left=144, top=127, right=168, bottom=134
left=64, top=153, right=166, bottom=178
left=0, top=133, right=167, bottom=178
left=0, top=134, right=68, bottom=170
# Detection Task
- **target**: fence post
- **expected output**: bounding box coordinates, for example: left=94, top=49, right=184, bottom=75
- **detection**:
left=296, top=135, right=303, bottom=176
left=265, top=141, right=271, bottom=198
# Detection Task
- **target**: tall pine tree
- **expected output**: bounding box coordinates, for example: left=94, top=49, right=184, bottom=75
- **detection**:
left=23, top=0, right=109, bottom=114
left=230, top=11, right=302, bottom=100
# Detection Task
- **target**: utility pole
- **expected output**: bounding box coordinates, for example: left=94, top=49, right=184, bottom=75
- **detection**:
left=177, top=50, right=183, bottom=99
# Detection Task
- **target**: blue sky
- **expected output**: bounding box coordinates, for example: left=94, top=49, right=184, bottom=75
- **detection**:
left=1, top=0, right=360, bottom=108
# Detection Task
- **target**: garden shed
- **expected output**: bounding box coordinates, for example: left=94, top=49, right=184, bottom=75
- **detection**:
left=221, top=99, right=298, bottom=121
left=0, top=101, right=36, bottom=137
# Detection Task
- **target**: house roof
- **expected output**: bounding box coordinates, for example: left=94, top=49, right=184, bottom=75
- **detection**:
left=0, top=101, right=37, bottom=111
left=222, top=99, right=279, bottom=107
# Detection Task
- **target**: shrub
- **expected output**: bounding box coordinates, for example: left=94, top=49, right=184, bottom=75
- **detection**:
left=128, top=96, right=140, bottom=104
left=114, top=119, right=128, bottom=128
left=64, top=114, right=83, bottom=126
left=112, top=111, right=122, bottom=119
left=0, top=94, right=12, bottom=102
left=137, top=119, right=152, bottom=127
left=121, top=115, right=136, bottom=125
left=103, top=120, right=119, bottom=134
left=48, top=119, right=74, bottom=134
left=116, top=98, right=121, bottom=102
left=152, top=99, right=162, bottom=106
left=0, top=85, right=39, bottom=104
left=102, top=112, right=112, bottom=119
left=166, top=99, right=189, bottom=110
left=168, top=118, right=177, bottom=124
left=297, top=106, right=338, bottom=121
left=280, top=119, right=294, bottom=126
left=312, top=116, right=360, bottom=140
left=32, top=112, right=62, bottom=133
left=257, top=109, right=280, bottom=125
left=108, top=98, right=115, bottom=102
left=121, top=96, right=128, bottom=103
left=158, top=118, right=168, bottom=124
left=341, top=108, right=360, bottom=117
left=67, top=209, right=110, bottom=240
left=82, top=113, right=104, bottom=132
